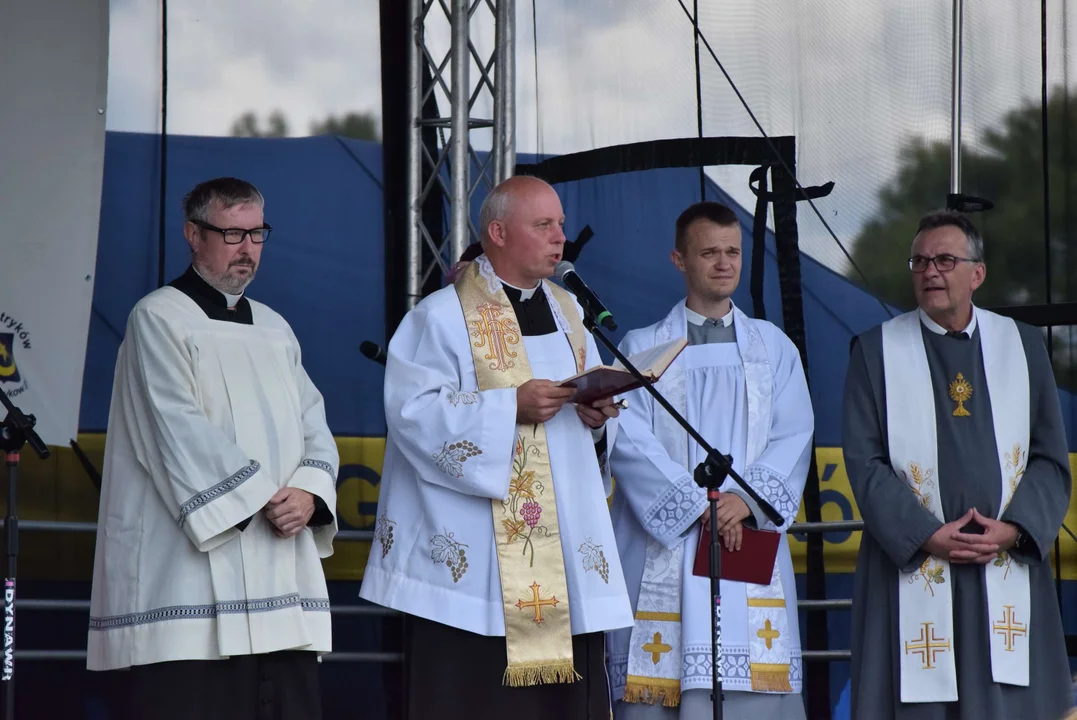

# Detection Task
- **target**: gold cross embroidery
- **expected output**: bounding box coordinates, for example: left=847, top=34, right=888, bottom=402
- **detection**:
left=904, top=621, right=951, bottom=669
left=757, top=619, right=781, bottom=650
left=949, top=372, right=972, bottom=416
left=992, top=605, right=1027, bottom=652
left=469, top=302, right=520, bottom=372
left=515, top=582, right=558, bottom=624
left=641, top=632, right=672, bottom=665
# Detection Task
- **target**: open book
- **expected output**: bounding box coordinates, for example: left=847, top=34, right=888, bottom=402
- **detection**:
left=558, top=337, right=688, bottom=405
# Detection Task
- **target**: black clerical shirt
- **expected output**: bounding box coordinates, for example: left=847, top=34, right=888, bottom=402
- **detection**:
left=168, top=265, right=253, bottom=324
left=168, top=265, right=333, bottom=529
left=501, top=283, right=557, bottom=336
left=502, top=282, right=608, bottom=459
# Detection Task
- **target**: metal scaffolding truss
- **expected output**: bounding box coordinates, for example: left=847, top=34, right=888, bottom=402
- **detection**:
left=406, top=0, right=515, bottom=309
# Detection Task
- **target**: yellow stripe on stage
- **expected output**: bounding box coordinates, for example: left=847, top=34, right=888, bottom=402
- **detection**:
left=15, top=441, right=1077, bottom=583
left=624, top=676, right=681, bottom=689
left=749, top=663, right=791, bottom=673
left=746, top=598, right=787, bottom=608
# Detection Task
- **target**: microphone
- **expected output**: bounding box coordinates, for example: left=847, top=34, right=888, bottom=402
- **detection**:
left=360, top=341, right=387, bottom=366
left=554, top=261, right=617, bottom=332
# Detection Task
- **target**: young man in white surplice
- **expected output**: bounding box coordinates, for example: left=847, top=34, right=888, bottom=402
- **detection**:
left=606, top=201, right=813, bottom=720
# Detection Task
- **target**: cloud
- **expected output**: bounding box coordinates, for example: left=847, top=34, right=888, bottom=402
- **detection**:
left=513, top=1, right=699, bottom=155
left=102, top=0, right=1077, bottom=274
left=105, top=0, right=383, bottom=137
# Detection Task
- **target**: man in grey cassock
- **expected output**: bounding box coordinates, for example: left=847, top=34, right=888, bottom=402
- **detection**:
left=843, top=209, right=1073, bottom=720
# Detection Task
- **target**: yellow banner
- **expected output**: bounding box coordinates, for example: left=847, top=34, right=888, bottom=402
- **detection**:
left=9, top=440, right=1077, bottom=583
left=6, top=434, right=387, bottom=581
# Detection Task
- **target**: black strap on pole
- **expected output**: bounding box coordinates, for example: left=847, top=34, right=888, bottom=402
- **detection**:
left=748, top=166, right=769, bottom=321
left=769, top=147, right=834, bottom=720
left=692, top=0, right=705, bottom=202
left=1040, top=0, right=1063, bottom=614
left=747, top=165, right=833, bottom=323
left=157, top=0, right=168, bottom=289
left=378, top=2, right=410, bottom=716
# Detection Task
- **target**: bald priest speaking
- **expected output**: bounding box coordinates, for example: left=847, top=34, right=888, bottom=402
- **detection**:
left=360, top=176, right=634, bottom=719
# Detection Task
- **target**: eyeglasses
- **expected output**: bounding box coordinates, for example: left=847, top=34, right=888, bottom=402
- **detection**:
left=908, top=254, right=978, bottom=273
left=192, top=219, right=273, bottom=244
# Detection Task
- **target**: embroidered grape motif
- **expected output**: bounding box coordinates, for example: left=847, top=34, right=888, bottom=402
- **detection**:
left=520, top=501, right=543, bottom=528
left=383, top=526, right=394, bottom=558
left=449, top=441, right=482, bottom=458
left=450, top=547, right=470, bottom=583
left=431, top=531, right=469, bottom=583
left=376, top=514, right=396, bottom=558
left=433, top=440, right=484, bottom=479
left=578, top=539, right=609, bottom=584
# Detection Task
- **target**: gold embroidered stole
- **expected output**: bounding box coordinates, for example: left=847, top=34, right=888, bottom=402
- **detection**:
left=454, top=259, right=588, bottom=686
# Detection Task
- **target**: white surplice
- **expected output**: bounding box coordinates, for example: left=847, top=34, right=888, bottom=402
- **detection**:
left=359, top=281, right=634, bottom=637
left=87, top=288, right=339, bottom=671
left=607, top=300, right=813, bottom=697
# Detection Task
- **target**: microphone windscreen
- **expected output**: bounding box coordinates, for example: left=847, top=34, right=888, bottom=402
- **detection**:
left=360, top=341, right=382, bottom=360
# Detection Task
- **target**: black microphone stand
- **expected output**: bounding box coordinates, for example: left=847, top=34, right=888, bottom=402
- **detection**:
left=581, top=315, right=784, bottom=720
left=0, top=391, right=49, bottom=720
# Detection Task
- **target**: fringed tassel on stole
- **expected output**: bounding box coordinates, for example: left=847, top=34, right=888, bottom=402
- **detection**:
left=622, top=678, right=682, bottom=708
left=502, top=660, right=581, bottom=687
left=749, top=664, right=793, bottom=693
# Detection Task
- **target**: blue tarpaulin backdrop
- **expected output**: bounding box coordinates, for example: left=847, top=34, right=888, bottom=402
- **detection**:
left=84, top=131, right=1077, bottom=448
left=60, top=131, right=1077, bottom=718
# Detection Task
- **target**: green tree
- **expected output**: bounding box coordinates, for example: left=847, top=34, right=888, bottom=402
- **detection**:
left=310, top=112, right=380, bottom=141
left=848, top=89, right=1077, bottom=312
left=228, top=110, right=380, bottom=141
left=229, top=110, right=290, bottom=138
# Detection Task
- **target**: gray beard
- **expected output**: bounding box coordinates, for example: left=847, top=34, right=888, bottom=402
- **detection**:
left=195, top=261, right=255, bottom=296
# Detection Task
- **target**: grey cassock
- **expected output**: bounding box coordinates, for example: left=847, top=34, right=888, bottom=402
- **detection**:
left=843, top=320, right=1073, bottom=720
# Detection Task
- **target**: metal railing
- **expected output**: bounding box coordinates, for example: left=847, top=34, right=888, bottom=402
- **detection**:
left=788, top=519, right=863, bottom=662
left=0, top=519, right=399, bottom=664
left=1, top=517, right=864, bottom=664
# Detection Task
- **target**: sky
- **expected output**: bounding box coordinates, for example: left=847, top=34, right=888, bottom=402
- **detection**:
left=104, top=0, right=1077, bottom=274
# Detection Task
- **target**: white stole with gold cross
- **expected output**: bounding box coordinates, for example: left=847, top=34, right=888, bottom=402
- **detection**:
left=622, top=304, right=793, bottom=705
left=882, top=308, right=1030, bottom=703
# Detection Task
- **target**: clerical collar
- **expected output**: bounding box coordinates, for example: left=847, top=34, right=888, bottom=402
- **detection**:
left=168, top=265, right=254, bottom=325
left=191, top=265, right=244, bottom=308
left=919, top=306, right=977, bottom=339
left=686, top=304, right=734, bottom=328
left=500, top=281, right=555, bottom=335
left=501, top=280, right=540, bottom=301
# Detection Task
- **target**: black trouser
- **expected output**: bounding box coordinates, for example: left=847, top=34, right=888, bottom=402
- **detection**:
left=404, top=614, right=611, bottom=720
left=114, top=650, right=321, bottom=720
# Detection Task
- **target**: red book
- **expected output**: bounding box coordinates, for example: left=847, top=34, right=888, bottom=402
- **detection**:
left=692, top=521, right=781, bottom=585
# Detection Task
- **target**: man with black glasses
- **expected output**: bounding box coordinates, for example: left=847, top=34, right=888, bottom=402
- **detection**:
left=88, top=177, right=338, bottom=719
left=843, top=210, right=1072, bottom=719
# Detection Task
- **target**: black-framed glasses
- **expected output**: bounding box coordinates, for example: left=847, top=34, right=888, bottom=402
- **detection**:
left=192, top=219, right=272, bottom=244
left=908, top=254, right=977, bottom=273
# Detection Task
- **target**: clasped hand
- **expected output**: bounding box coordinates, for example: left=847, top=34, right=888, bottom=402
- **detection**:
left=701, top=493, right=751, bottom=552
left=263, top=487, right=315, bottom=538
left=515, top=379, right=620, bottom=428
left=923, top=508, right=1019, bottom=564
